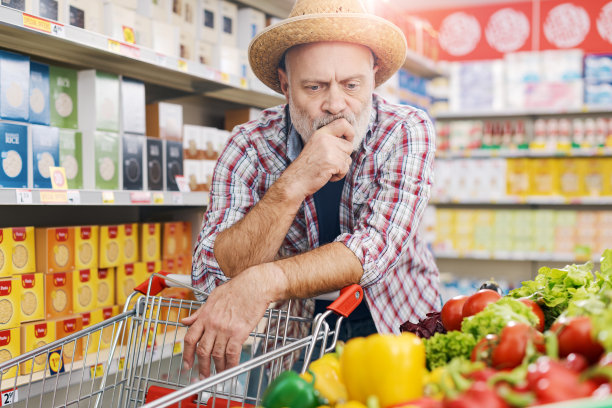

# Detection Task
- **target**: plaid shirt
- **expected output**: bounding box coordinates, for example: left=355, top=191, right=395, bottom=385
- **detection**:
left=192, top=94, right=440, bottom=334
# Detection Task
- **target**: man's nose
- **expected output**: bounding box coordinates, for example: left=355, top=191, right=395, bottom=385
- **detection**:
left=322, top=84, right=347, bottom=115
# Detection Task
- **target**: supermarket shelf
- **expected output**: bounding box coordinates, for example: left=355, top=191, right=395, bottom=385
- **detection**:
left=434, top=250, right=600, bottom=264
left=0, top=188, right=209, bottom=206
left=0, top=7, right=285, bottom=109
left=403, top=49, right=446, bottom=78
left=233, top=0, right=291, bottom=18
left=431, top=196, right=612, bottom=206
left=436, top=147, right=612, bottom=159
left=435, top=105, right=612, bottom=120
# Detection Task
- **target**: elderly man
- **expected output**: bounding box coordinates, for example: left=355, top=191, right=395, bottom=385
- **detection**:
left=183, top=0, right=440, bottom=378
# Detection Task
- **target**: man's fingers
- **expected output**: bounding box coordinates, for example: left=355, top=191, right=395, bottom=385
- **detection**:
left=324, top=117, right=356, bottom=144
left=210, top=333, right=229, bottom=373
left=225, top=338, right=243, bottom=370
left=182, top=315, right=204, bottom=370
left=196, top=331, right=215, bottom=379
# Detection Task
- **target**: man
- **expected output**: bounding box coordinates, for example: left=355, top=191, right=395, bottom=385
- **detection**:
left=183, top=0, right=440, bottom=379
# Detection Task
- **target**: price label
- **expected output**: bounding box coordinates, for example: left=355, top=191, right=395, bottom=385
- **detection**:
left=171, top=193, right=184, bottom=205
left=177, top=59, right=188, bottom=72
left=173, top=343, right=182, bottom=354
left=130, top=191, right=152, bottom=204
left=40, top=190, right=68, bottom=204
left=153, top=192, right=164, bottom=204
left=23, top=13, right=64, bottom=37
left=108, top=39, right=121, bottom=53
left=102, top=191, right=115, bottom=204
left=15, top=189, right=32, bottom=204
left=50, top=167, right=67, bottom=190
left=123, top=26, right=135, bottom=44
left=90, top=364, right=104, bottom=378
left=220, top=72, right=230, bottom=83
left=67, top=190, right=81, bottom=204
left=1, top=388, right=17, bottom=406
left=118, top=358, right=125, bottom=371
left=239, top=78, right=248, bottom=88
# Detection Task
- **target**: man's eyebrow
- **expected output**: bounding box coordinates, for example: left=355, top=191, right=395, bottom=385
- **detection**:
left=300, top=74, right=367, bottom=83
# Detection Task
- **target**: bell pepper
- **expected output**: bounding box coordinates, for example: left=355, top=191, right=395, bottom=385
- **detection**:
left=340, top=333, right=425, bottom=407
left=301, top=352, right=348, bottom=405
left=444, top=381, right=510, bottom=408
left=261, top=370, right=321, bottom=408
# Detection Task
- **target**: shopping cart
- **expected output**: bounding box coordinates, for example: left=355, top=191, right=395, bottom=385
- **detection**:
left=0, top=273, right=363, bottom=407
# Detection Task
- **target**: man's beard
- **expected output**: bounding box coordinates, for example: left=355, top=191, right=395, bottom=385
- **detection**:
left=289, top=95, right=372, bottom=152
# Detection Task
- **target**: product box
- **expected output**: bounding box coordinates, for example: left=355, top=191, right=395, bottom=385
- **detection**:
left=0, top=51, right=30, bottom=122
left=99, top=225, right=121, bottom=268
left=162, top=222, right=180, bottom=259
left=35, top=227, right=74, bottom=273
left=45, top=271, right=73, bottom=319
left=73, top=268, right=97, bottom=313
left=162, top=257, right=176, bottom=273
left=172, top=0, right=196, bottom=29
left=121, top=78, right=146, bottom=134
left=144, top=260, right=161, bottom=276
left=74, top=225, right=99, bottom=270
left=9, top=226, right=36, bottom=275
left=183, top=125, right=200, bottom=159
left=218, top=45, right=244, bottom=77
left=506, top=158, right=530, bottom=196
left=0, top=229, right=10, bottom=277
left=164, top=140, right=183, bottom=191
left=31, top=125, right=60, bottom=189
left=0, top=327, right=20, bottom=379
left=58, top=129, right=83, bottom=189
left=224, top=108, right=260, bottom=132
left=151, top=20, right=179, bottom=57
left=55, top=315, right=83, bottom=363
left=145, top=102, right=183, bottom=141
left=116, top=262, right=145, bottom=305
left=529, top=158, right=558, bottom=196
left=0, top=277, right=20, bottom=330
left=121, top=223, right=139, bottom=264
left=92, top=305, right=120, bottom=352
left=183, top=159, right=199, bottom=191
left=96, top=267, right=115, bottom=308
left=122, top=134, right=145, bottom=190
left=176, top=253, right=190, bottom=275
left=104, top=3, right=136, bottom=42
left=20, top=321, right=55, bottom=375
left=29, top=61, right=50, bottom=125
left=0, top=122, right=28, bottom=188
left=137, top=0, right=171, bottom=21
left=66, top=0, right=103, bottom=33
left=581, top=158, right=606, bottom=197
left=196, top=40, right=219, bottom=68
left=26, top=0, right=65, bottom=21
left=90, top=131, right=120, bottom=190
left=78, top=70, right=120, bottom=132
left=146, top=137, right=164, bottom=191
left=49, top=65, right=78, bottom=129
left=134, top=13, right=153, bottom=48
left=140, top=222, right=161, bottom=261
left=201, top=159, right=215, bottom=191
left=20, top=273, right=44, bottom=322
left=196, top=0, right=219, bottom=44
left=237, top=7, right=265, bottom=51
left=557, top=158, right=584, bottom=197
left=180, top=221, right=192, bottom=254
left=179, top=29, right=196, bottom=61
left=219, top=1, right=237, bottom=47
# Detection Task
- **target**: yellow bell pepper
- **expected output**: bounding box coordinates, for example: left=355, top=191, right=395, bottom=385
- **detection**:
left=300, top=352, right=348, bottom=405
left=335, top=401, right=368, bottom=408
left=339, top=333, right=425, bottom=408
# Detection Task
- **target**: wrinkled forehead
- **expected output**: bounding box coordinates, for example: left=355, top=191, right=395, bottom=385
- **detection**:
left=282, top=42, right=376, bottom=73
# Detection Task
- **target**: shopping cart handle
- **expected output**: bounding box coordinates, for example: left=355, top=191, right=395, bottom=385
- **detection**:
left=327, top=284, right=363, bottom=318
left=134, top=272, right=191, bottom=296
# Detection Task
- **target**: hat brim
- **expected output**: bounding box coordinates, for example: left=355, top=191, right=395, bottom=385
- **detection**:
left=248, top=13, right=408, bottom=94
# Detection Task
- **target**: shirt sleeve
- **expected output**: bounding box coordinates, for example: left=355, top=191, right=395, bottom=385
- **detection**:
left=339, top=108, right=436, bottom=288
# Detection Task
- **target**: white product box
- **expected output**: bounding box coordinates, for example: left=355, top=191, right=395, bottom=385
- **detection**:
left=196, top=0, right=219, bottom=44
left=183, top=124, right=200, bottom=159
left=179, top=29, right=196, bottom=61
left=105, top=0, right=137, bottom=10
left=104, top=3, right=136, bottom=42
left=541, top=49, right=583, bottom=82
left=26, top=0, right=67, bottom=22
left=196, top=41, right=219, bottom=68
left=237, top=7, right=266, bottom=50
left=449, top=60, right=505, bottom=112
left=172, top=0, right=196, bottom=33
left=77, top=70, right=120, bottom=133
left=183, top=159, right=200, bottom=191
left=201, top=159, right=215, bottom=191
left=219, top=1, right=237, bottom=47
left=151, top=20, right=179, bottom=57
left=137, top=0, right=171, bottom=21
left=145, top=102, right=183, bottom=141
left=121, top=78, right=146, bottom=135
left=0, top=51, right=30, bottom=122
left=134, top=14, right=153, bottom=48
left=217, top=45, right=243, bottom=77
left=65, top=0, right=104, bottom=33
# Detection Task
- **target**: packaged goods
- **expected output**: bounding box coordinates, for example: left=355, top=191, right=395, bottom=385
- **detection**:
left=73, top=268, right=97, bottom=313
left=20, top=273, right=44, bottom=322
left=140, top=223, right=161, bottom=262
left=122, top=134, right=145, bottom=191
left=146, top=137, right=163, bottom=191
left=0, top=229, right=10, bottom=277
left=163, top=222, right=180, bottom=259
left=9, top=226, right=36, bottom=275
left=45, top=271, right=73, bottom=319
left=35, top=227, right=75, bottom=273
left=120, top=223, right=139, bottom=264
left=196, top=0, right=220, bottom=44
left=78, top=70, right=120, bottom=133
left=29, top=61, right=50, bottom=125
left=0, top=122, right=28, bottom=188
left=49, top=66, right=78, bottom=129
left=116, top=263, right=146, bottom=305
left=31, top=125, right=60, bottom=189
left=59, top=129, right=83, bottom=189
left=145, top=102, right=183, bottom=141
left=74, top=225, right=99, bottom=271
left=54, top=315, right=83, bottom=364
left=20, top=321, right=55, bottom=375
left=0, top=277, right=20, bottom=330
left=99, top=225, right=121, bottom=268
left=0, top=51, right=30, bottom=122
left=96, top=267, right=115, bottom=308
left=165, top=140, right=183, bottom=191
left=0, top=327, right=20, bottom=379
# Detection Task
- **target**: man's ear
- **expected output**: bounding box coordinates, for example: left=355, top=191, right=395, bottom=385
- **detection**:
left=277, top=68, right=290, bottom=100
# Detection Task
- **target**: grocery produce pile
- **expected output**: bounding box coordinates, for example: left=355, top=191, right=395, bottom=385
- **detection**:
left=260, top=250, right=612, bottom=408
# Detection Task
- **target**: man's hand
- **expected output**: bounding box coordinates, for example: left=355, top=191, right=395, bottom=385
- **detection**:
left=181, top=264, right=284, bottom=378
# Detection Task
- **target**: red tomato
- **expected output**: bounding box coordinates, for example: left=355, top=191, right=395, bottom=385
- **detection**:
left=552, top=316, right=605, bottom=365
left=518, top=298, right=545, bottom=331
left=462, top=289, right=502, bottom=318
left=491, top=322, right=546, bottom=370
left=441, top=295, right=468, bottom=331
left=471, top=334, right=498, bottom=364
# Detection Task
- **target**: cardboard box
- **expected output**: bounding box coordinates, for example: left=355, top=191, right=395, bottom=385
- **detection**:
left=104, top=3, right=136, bottom=42
left=218, top=1, right=237, bottom=47
left=59, top=129, right=83, bottom=189
left=31, top=125, right=60, bottom=189
left=151, top=20, right=179, bottom=57
left=96, top=267, right=115, bottom=308
left=20, top=273, right=44, bottom=322
left=74, top=225, right=99, bottom=270
left=140, top=223, right=161, bottom=261
left=0, top=51, right=30, bottom=122
left=164, top=140, right=183, bottom=191
left=0, top=229, right=10, bottom=278
left=134, top=13, right=153, bottom=48
left=121, top=223, right=139, bottom=264
left=116, top=262, right=145, bottom=305
left=196, top=0, right=219, bottom=44
left=172, top=0, right=196, bottom=29
left=36, top=227, right=75, bottom=273
left=55, top=315, right=83, bottom=363
left=0, top=327, right=20, bottom=379
left=99, top=225, right=121, bottom=268
left=146, top=137, right=163, bottom=190
left=218, top=45, right=243, bottom=77
left=196, top=40, right=219, bottom=68
left=183, top=125, right=200, bottom=160
left=78, top=70, right=120, bottom=133
left=146, top=102, right=183, bottom=141
left=183, top=159, right=200, bottom=191
left=121, top=78, right=146, bottom=135
left=529, top=158, right=558, bottom=196
left=9, top=226, right=36, bottom=275
left=180, top=221, right=192, bottom=254
left=49, top=65, right=78, bottom=129
left=137, top=0, right=171, bottom=21
left=20, top=321, right=55, bottom=375
left=99, top=305, right=120, bottom=351
left=45, top=271, right=73, bottom=319
left=175, top=253, right=189, bottom=275
left=73, top=268, right=97, bottom=313
left=558, top=158, right=584, bottom=197
left=224, top=108, right=260, bottom=132
left=163, top=222, right=180, bottom=259
left=0, top=277, right=20, bottom=330
left=0, top=122, right=28, bottom=188
left=66, top=0, right=103, bottom=33
left=144, top=260, right=161, bottom=276
left=90, top=131, right=120, bottom=190
left=179, top=29, right=196, bottom=61
left=581, top=158, right=606, bottom=197
left=106, top=0, right=137, bottom=10
left=122, top=134, right=145, bottom=190
left=26, top=0, right=66, bottom=21
left=29, top=61, right=50, bottom=125
left=162, top=257, right=176, bottom=273
left=237, top=7, right=265, bottom=51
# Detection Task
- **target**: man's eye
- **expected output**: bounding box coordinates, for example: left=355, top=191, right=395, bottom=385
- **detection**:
left=346, top=83, right=359, bottom=90
left=308, top=85, right=320, bottom=91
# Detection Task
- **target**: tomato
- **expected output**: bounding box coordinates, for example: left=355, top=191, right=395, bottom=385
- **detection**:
left=564, top=353, right=589, bottom=373
left=518, top=298, right=545, bottom=331
left=552, top=316, right=605, bottom=365
left=471, top=334, right=498, bottom=365
left=441, top=295, right=468, bottom=331
left=491, top=322, right=545, bottom=370
left=462, top=289, right=502, bottom=318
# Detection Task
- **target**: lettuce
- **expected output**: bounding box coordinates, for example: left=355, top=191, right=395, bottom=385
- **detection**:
left=424, top=331, right=476, bottom=370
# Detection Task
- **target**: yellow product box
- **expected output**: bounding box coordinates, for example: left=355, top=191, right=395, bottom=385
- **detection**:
left=20, top=273, right=44, bottom=322
left=529, top=158, right=558, bottom=196
left=180, top=221, right=192, bottom=254
left=20, top=321, right=55, bottom=375
left=162, top=222, right=181, bottom=259
left=9, top=226, right=36, bottom=274
left=121, top=223, right=139, bottom=264
left=72, top=269, right=97, bottom=313
left=96, top=267, right=115, bottom=308
left=0, top=277, right=20, bottom=330
left=557, top=158, right=584, bottom=198
left=176, top=253, right=191, bottom=275
left=140, top=223, right=161, bottom=262
left=100, top=306, right=119, bottom=351
left=580, top=158, right=606, bottom=197
left=45, top=271, right=73, bottom=320
left=0, top=228, right=10, bottom=277
left=99, top=225, right=122, bottom=268
left=144, top=260, right=162, bottom=277
left=0, top=327, right=20, bottom=379
left=162, top=257, right=176, bottom=274
left=35, top=227, right=75, bottom=273
left=602, top=158, right=612, bottom=196
left=116, top=263, right=146, bottom=306
left=55, top=315, right=83, bottom=364
left=75, top=225, right=99, bottom=270
left=506, top=158, right=530, bottom=196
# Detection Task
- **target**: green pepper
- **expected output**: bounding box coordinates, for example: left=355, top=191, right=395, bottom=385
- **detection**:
left=262, top=370, right=321, bottom=408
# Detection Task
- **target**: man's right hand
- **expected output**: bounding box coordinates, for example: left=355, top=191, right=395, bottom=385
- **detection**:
left=283, top=118, right=355, bottom=199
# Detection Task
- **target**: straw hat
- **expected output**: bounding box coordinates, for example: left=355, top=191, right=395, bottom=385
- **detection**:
left=248, top=0, right=408, bottom=94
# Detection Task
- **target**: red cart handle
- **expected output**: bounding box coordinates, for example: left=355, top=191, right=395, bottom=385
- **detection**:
left=134, top=272, right=171, bottom=296
left=327, top=284, right=363, bottom=318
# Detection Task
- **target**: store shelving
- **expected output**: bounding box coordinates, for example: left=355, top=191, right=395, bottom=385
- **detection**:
left=435, top=105, right=612, bottom=120
left=403, top=49, right=446, bottom=79
left=436, top=147, right=612, bottom=159
left=434, top=250, right=600, bottom=264
left=431, top=196, right=612, bottom=206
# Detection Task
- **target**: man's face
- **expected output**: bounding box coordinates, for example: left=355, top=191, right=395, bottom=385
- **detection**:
left=278, top=42, right=378, bottom=152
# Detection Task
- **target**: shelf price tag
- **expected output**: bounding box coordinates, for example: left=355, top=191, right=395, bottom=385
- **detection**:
left=171, top=193, right=184, bottom=205
left=153, top=192, right=164, bottom=204
left=177, top=59, right=188, bottom=72
left=40, top=190, right=68, bottom=204
left=130, top=191, right=152, bottom=204
left=122, top=25, right=135, bottom=44
left=23, top=13, right=64, bottom=38
left=15, top=189, right=32, bottom=204
left=67, top=190, right=81, bottom=204
left=102, top=191, right=115, bottom=204
left=220, top=72, right=230, bottom=83
left=173, top=343, right=182, bottom=354
left=90, top=364, right=104, bottom=379
left=118, top=358, right=125, bottom=371
left=1, top=388, right=17, bottom=406
left=239, top=78, right=248, bottom=89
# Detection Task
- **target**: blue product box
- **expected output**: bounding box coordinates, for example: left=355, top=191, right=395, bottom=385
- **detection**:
left=0, top=122, right=28, bottom=188
left=31, top=125, right=60, bottom=189
left=29, top=62, right=50, bottom=125
left=0, top=51, right=30, bottom=122
left=585, top=54, right=612, bottom=83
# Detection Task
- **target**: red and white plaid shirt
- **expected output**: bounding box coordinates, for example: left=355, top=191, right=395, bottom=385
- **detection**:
left=192, top=94, right=441, bottom=334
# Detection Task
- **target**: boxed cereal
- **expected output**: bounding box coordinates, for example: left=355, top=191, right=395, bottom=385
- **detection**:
left=20, top=273, right=44, bottom=323
left=0, top=228, right=10, bottom=277
left=0, top=277, right=20, bottom=329
left=162, top=257, right=176, bottom=274
left=59, top=129, right=83, bottom=190
left=35, top=227, right=75, bottom=273
left=115, top=263, right=145, bottom=305
left=9, top=226, right=36, bottom=274
left=73, top=268, right=97, bottom=313
left=29, top=61, right=50, bottom=125
left=45, top=271, right=73, bottom=319
left=180, top=221, right=192, bottom=254
left=120, top=223, right=139, bottom=264
left=96, top=267, right=115, bottom=308
left=0, top=327, right=20, bottom=379
left=144, top=260, right=162, bottom=277
left=20, top=321, right=55, bottom=375
left=140, top=222, right=161, bottom=262
left=99, top=225, right=121, bottom=268
left=49, top=65, right=78, bottom=129
left=55, top=315, right=83, bottom=364
left=75, top=225, right=99, bottom=270
left=31, top=125, right=60, bottom=189
left=0, top=50, right=30, bottom=122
